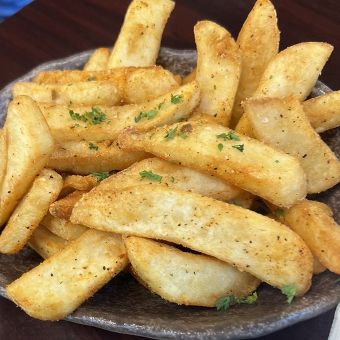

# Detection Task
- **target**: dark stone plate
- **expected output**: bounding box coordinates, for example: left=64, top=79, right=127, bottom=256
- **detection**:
left=0, top=48, right=339, bottom=340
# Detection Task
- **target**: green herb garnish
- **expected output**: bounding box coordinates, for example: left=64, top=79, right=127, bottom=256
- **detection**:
left=88, top=142, right=98, bottom=151
left=69, top=107, right=107, bottom=125
left=217, top=131, right=240, bottom=141
left=232, top=144, right=244, bottom=152
left=69, top=110, right=88, bottom=122
left=134, top=109, right=158, bottom=123
left=281, top=284, right=297, bottom=304
left=218, top=143, right=224, bottom=151
left=139, top=170, right=162, bottom=183
left=170, top=176, right=175, bottom=183
left=171, top=94, right=183, bottom=104
left=216, top=292, right=257, bottom=311
left=165, top=127, right=178, bottom=140
left=90, top=172, right=110, bottom=182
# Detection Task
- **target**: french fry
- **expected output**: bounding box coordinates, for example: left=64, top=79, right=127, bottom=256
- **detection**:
left=88, top=157, right=250, bottom=203
left=313, top=257, right=326, bottom=275
left=12, top=81, right=120, bottom=106
left=125, top=236, right=260, bottom=307
left=245, top=97, right=340, bottom=193
left=231, top=0, right=279, bottom=127
left=41, top=214, right=87, bottom=241
left=7, top=230, right=128, bottom=320
left=182, top=69, right=196, bottom=84
left=108, top=0, right=175, bottom=68
left=0, top=169, right=63, bottom=254
left=71, top=185, right=313, bottom=295
left=0, top=96, right=54, bottom=226
left=62, top=175, right=97, bottom=193
left=83, top=48, right=110, bottom=71
left=34, top=66, right=180, bottom=104
left=118, top=120, right=307, bottom=207
left=253, top=42, right=333, bottom=99
left=29, top=226, right=68, bottom=259
left=282, top=200, right=340, bottom=275
left=0, top=129, right=7, bottom=191
left=194, top=21, right=241, bottom=126
left=47, top=140, right=149, bottom=174
left=303, top=90, right=340, bottom=133
left=49, top=191, right=86, bottom=220
left=39, top=81, right=199, bottom=143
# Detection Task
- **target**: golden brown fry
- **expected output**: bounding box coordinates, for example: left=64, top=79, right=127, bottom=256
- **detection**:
left=34, top=66, right=180, bottom=104
left=303, top=90, right=340, bottom=133
left=283, top=200, right=340, bottom=275
left=49, top=191, right=86, bottom=220
left=118, top=120, right=307, bottom=207
left=7, top=230, right=128, bottom=320
left=71, top=185, right=313, bottom=295
left=125, top=236, right=260, bottom=307
left=0, top=169, right=63, bottom=254
left=29, top=226, right=68, bottom=259
left=62, top=175, right=97, bottom=193
left=313, top=257, right=326, bottom=275
left=194, top=21, right=240, bottom=126
left=48, top=140, right=149, bottom=175
left=39, top=81, right=199, bottom=143
left=83, top=48, right=110, bottom=71
left=12, top=81, right=120, bottom=106
left=182, top=69, right=196, bottom=85
left=41, top=214, right=87, bottom=241
left=231, top=0, right=279, bottom=127
left=253, top=42, right=333, bottom=100
left=0, top=96, right=54, bottom=226
left=108, top=0, right=175, bottom=68
left=88, top=157, right=249, bottom=203
left=245, top=97, right=340, bottom=193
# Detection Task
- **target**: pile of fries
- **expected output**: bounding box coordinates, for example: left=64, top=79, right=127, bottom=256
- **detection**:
left=0, top=0, right=339, bottom=321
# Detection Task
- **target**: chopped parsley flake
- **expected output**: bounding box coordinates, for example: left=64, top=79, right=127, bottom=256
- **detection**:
left=217, top=131, right=240, bottom=141
left=232, top=144, right=244, bottom=152
left=139, top=170, right=162, bottom=183
left=281, top=284, right=297, bottom=304
left=165, top=127, right=178, bottom=140
left=216, top=292, right=257, bottom=311
left=218, top=143, right=224, bottom=151
left=171, top=94, right=183, bottom=104
left=69, top=107, right=107, bottom=125
left=274, top=208, right=285, bottom=218
left=170, top=176, right=175, bottom=183
left=90, top=172, right=110, bottom=182
left=134, top=109, right=158, bottom=123
left=88, top=142, right=98, bottom=151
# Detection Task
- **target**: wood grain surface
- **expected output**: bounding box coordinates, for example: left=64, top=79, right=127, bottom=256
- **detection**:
left=0, top=0, right=339, bottom=339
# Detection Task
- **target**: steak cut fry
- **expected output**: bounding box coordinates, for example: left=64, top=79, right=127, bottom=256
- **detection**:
left=7, top=230, right=128, bottom=320
left=125, top=236, right=260, bottom=307
left=0, top=169, right=63, bottom=254
left=84, top=48, right=110, bottom=71
left=118, top=120, right=307, bottom=207
left=71, top=185, right=313, bottom=295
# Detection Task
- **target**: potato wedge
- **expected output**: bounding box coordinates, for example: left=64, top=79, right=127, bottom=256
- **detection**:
left=49, top=191, right=86, bottom=220
left=34, top=66, right=180, bottom=104
left=108, top=0, right=174, bottom=68
left=84, top=48, right=110, bottom=71
left=245, top=97, right=340, bottom=193
left=71, top=185, right=313, bottom=295
left=194, top=21, right=241, bottom=126
left=47, top=140, right=149, bottom=174
left=29, top=226, right=68, bottom=259
left=41, top=214, right=87, bottom=241
left=183, top=69, right=196, bottom=85
left=7, top=230, right=128, bottom=320
left=231, top=0, right=279, bottom=127
left=303, top=90, right=340, bottom=133
left=12, top=81, right=121, bottom=106
left=253, top=42, right=333, bottom=99
left=62, top=175, right=97, bottom=194
left=283, top=200, right=340, bottom=275
left=0, top=169, right=63, bottom=254
left=313, top=257, right=326, bottom=275
left=39, top=81, right=199, bottom=143
left=125, top=236, right=260, bottom=307
left=0, top=129, right=7, bottom=192
left=118, top=120, right=307, bottom=207
left=0, top=96, right=54, bottom=226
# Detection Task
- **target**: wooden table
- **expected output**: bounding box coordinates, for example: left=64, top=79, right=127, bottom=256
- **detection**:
left=0, top=0, right=339, bottom=339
